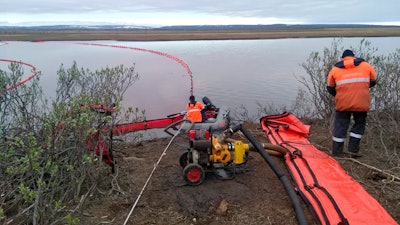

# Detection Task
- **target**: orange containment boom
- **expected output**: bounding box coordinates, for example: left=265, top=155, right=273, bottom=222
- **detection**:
left=111, top=113, right=184, bottom=135
left=260, top=112, right=398, bottom=225
left=85, top=113, right=184, bottom=166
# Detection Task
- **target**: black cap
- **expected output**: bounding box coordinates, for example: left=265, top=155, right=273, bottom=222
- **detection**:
left=342, top=49, right=355, bottom=58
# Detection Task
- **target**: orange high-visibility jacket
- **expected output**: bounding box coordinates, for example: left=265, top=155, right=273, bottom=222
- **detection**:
left=327, top=57, right=377, bottom=112
left=186, top=101, right=204, bottom=122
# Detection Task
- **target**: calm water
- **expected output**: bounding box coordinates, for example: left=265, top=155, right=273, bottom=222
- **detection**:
left=1, top=38, right=399, bottom=120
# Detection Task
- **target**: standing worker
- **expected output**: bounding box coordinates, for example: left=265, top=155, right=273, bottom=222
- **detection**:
left=327, top=49, right=377, bottom=157
left=186, top=95, right=204, bottom=123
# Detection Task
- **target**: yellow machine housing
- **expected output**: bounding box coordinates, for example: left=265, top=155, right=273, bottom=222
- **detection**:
left=209, top=135, right=250, bottom=164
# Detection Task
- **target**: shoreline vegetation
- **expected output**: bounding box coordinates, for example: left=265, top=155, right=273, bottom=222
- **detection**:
left=1, top=27, right=400, bottom=41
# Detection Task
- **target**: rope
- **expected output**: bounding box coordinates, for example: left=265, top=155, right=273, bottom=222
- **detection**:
left=122, top=122, right=186, bottom=225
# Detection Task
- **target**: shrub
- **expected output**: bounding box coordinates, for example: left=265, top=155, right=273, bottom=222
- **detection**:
left=297, top=38, right=399, bottom=171
left=0, top=61, right=139, bottom=224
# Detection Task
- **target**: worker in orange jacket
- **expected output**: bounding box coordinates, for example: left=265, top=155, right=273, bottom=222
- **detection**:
left=186, top=95, right=204, bottom=123
left=327, top=49, right=377, bottom=157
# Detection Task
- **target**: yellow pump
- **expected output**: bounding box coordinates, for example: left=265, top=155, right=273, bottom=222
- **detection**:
left=209, top=135, right=250, bottom=164
left=180, top=125, right=286, bottom=186
left=209, top=135, right=231, bottom=163
left=232, top=140, right=250, bottom=165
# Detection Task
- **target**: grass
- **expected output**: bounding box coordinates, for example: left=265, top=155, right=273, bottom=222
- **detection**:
left=1, top=27, right=400, bottom=41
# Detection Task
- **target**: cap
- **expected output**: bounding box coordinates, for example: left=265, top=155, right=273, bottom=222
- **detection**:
left=342, top=49, right=355, bottom=58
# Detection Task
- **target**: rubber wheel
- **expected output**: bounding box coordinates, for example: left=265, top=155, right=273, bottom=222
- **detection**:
left=183, top=164, right=205, bottom=186
left=179, top=151, right=191, bottom=168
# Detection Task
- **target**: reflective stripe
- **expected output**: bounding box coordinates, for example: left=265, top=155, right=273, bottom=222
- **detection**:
left=333, top=136, right=346, bottom=142
left=188, top=109, right=201, bottom=112
left=350, top=132, right=362, bottom=139
left=336, top=78, right=370, bottom=86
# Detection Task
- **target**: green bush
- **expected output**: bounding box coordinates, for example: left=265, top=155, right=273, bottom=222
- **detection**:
left=0, top=61, right=139, bottom=224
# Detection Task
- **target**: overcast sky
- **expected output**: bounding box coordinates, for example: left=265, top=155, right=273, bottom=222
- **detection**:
left=1, top=0, right=399, bottom=27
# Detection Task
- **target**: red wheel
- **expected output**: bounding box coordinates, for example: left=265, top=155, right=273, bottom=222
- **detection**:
left=183, top=164, right=205, bottom=186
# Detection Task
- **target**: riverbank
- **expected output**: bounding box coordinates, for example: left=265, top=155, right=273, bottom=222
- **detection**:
left=2, top=27, right=400, bottom=41
left=81, top=122, right=399, bottom=225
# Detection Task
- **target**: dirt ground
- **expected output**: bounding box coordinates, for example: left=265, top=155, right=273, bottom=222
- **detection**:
left=81, top=122, right=399, bottom=225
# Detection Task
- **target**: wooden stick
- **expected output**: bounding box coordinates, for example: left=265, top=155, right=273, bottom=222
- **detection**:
left=341, top=157, right=400, bottom=183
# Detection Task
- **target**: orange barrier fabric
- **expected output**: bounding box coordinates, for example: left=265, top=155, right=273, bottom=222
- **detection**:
left=112, top=114, right=184, bottom=135
left=260, top=112, right=398, bottom=225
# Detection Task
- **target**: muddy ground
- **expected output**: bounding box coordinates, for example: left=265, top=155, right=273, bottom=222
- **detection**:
left=81, top=122, right=399, bottom=225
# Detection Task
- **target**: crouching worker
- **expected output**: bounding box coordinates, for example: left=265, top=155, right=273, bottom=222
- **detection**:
left=186, top=95, right=204, bottom=122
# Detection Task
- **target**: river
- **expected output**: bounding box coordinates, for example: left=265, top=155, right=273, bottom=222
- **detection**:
left=1, top=37, right=399, bottom=120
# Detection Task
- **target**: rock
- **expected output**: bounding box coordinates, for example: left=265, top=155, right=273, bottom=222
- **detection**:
left=216, top=199, right=228, bottom=215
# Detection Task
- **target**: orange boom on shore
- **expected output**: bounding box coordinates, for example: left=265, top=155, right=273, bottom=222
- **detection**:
left=260, top=112, right=398, bottom=225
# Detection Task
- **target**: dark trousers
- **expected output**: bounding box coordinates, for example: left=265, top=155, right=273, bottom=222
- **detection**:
left=332, top=111, right=367, bottom=154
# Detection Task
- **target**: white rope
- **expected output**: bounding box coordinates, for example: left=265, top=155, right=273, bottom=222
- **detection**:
left=122, top=124, right=185, bottom=225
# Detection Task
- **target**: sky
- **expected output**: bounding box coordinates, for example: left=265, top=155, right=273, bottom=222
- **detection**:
left=1, top=0, right=400, bottom=27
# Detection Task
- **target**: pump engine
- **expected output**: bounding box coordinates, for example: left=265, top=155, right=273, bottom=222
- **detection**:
left=180, top=129, right=250, bottom=186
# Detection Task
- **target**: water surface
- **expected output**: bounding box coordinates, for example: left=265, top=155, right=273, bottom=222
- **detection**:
left=1, top=38, right=399, bottom=120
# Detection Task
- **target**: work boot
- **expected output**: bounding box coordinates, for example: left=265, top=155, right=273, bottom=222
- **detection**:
left=331, top=141, right=344, bottom=157
left=347, top=152, right=363, bottom=158
left=348, top=136, right=362, bottom=157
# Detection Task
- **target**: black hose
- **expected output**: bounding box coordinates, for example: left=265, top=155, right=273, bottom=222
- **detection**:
left=237, top=124, right=308, bottom=225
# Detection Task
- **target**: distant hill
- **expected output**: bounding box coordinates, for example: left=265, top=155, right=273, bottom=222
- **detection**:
left=0, top=24, right=397, bottom=31
left=0, top=24, right=153, bottom=30
left=157, top=24, right=398, bottom=30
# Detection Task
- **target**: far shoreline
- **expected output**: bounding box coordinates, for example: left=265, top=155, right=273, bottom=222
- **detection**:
left=1, top=27, right=400, bottom=42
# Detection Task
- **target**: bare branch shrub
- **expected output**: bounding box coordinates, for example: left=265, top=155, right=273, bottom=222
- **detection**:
left=295, top=38, right=342, bottom=122
left=367, top=49, right=400, bottom=168
left=294, top=39, right=378, bottom=122
left=295, top=38, right=399, bottom=178
left=1, top=61, right=139, bottom=224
